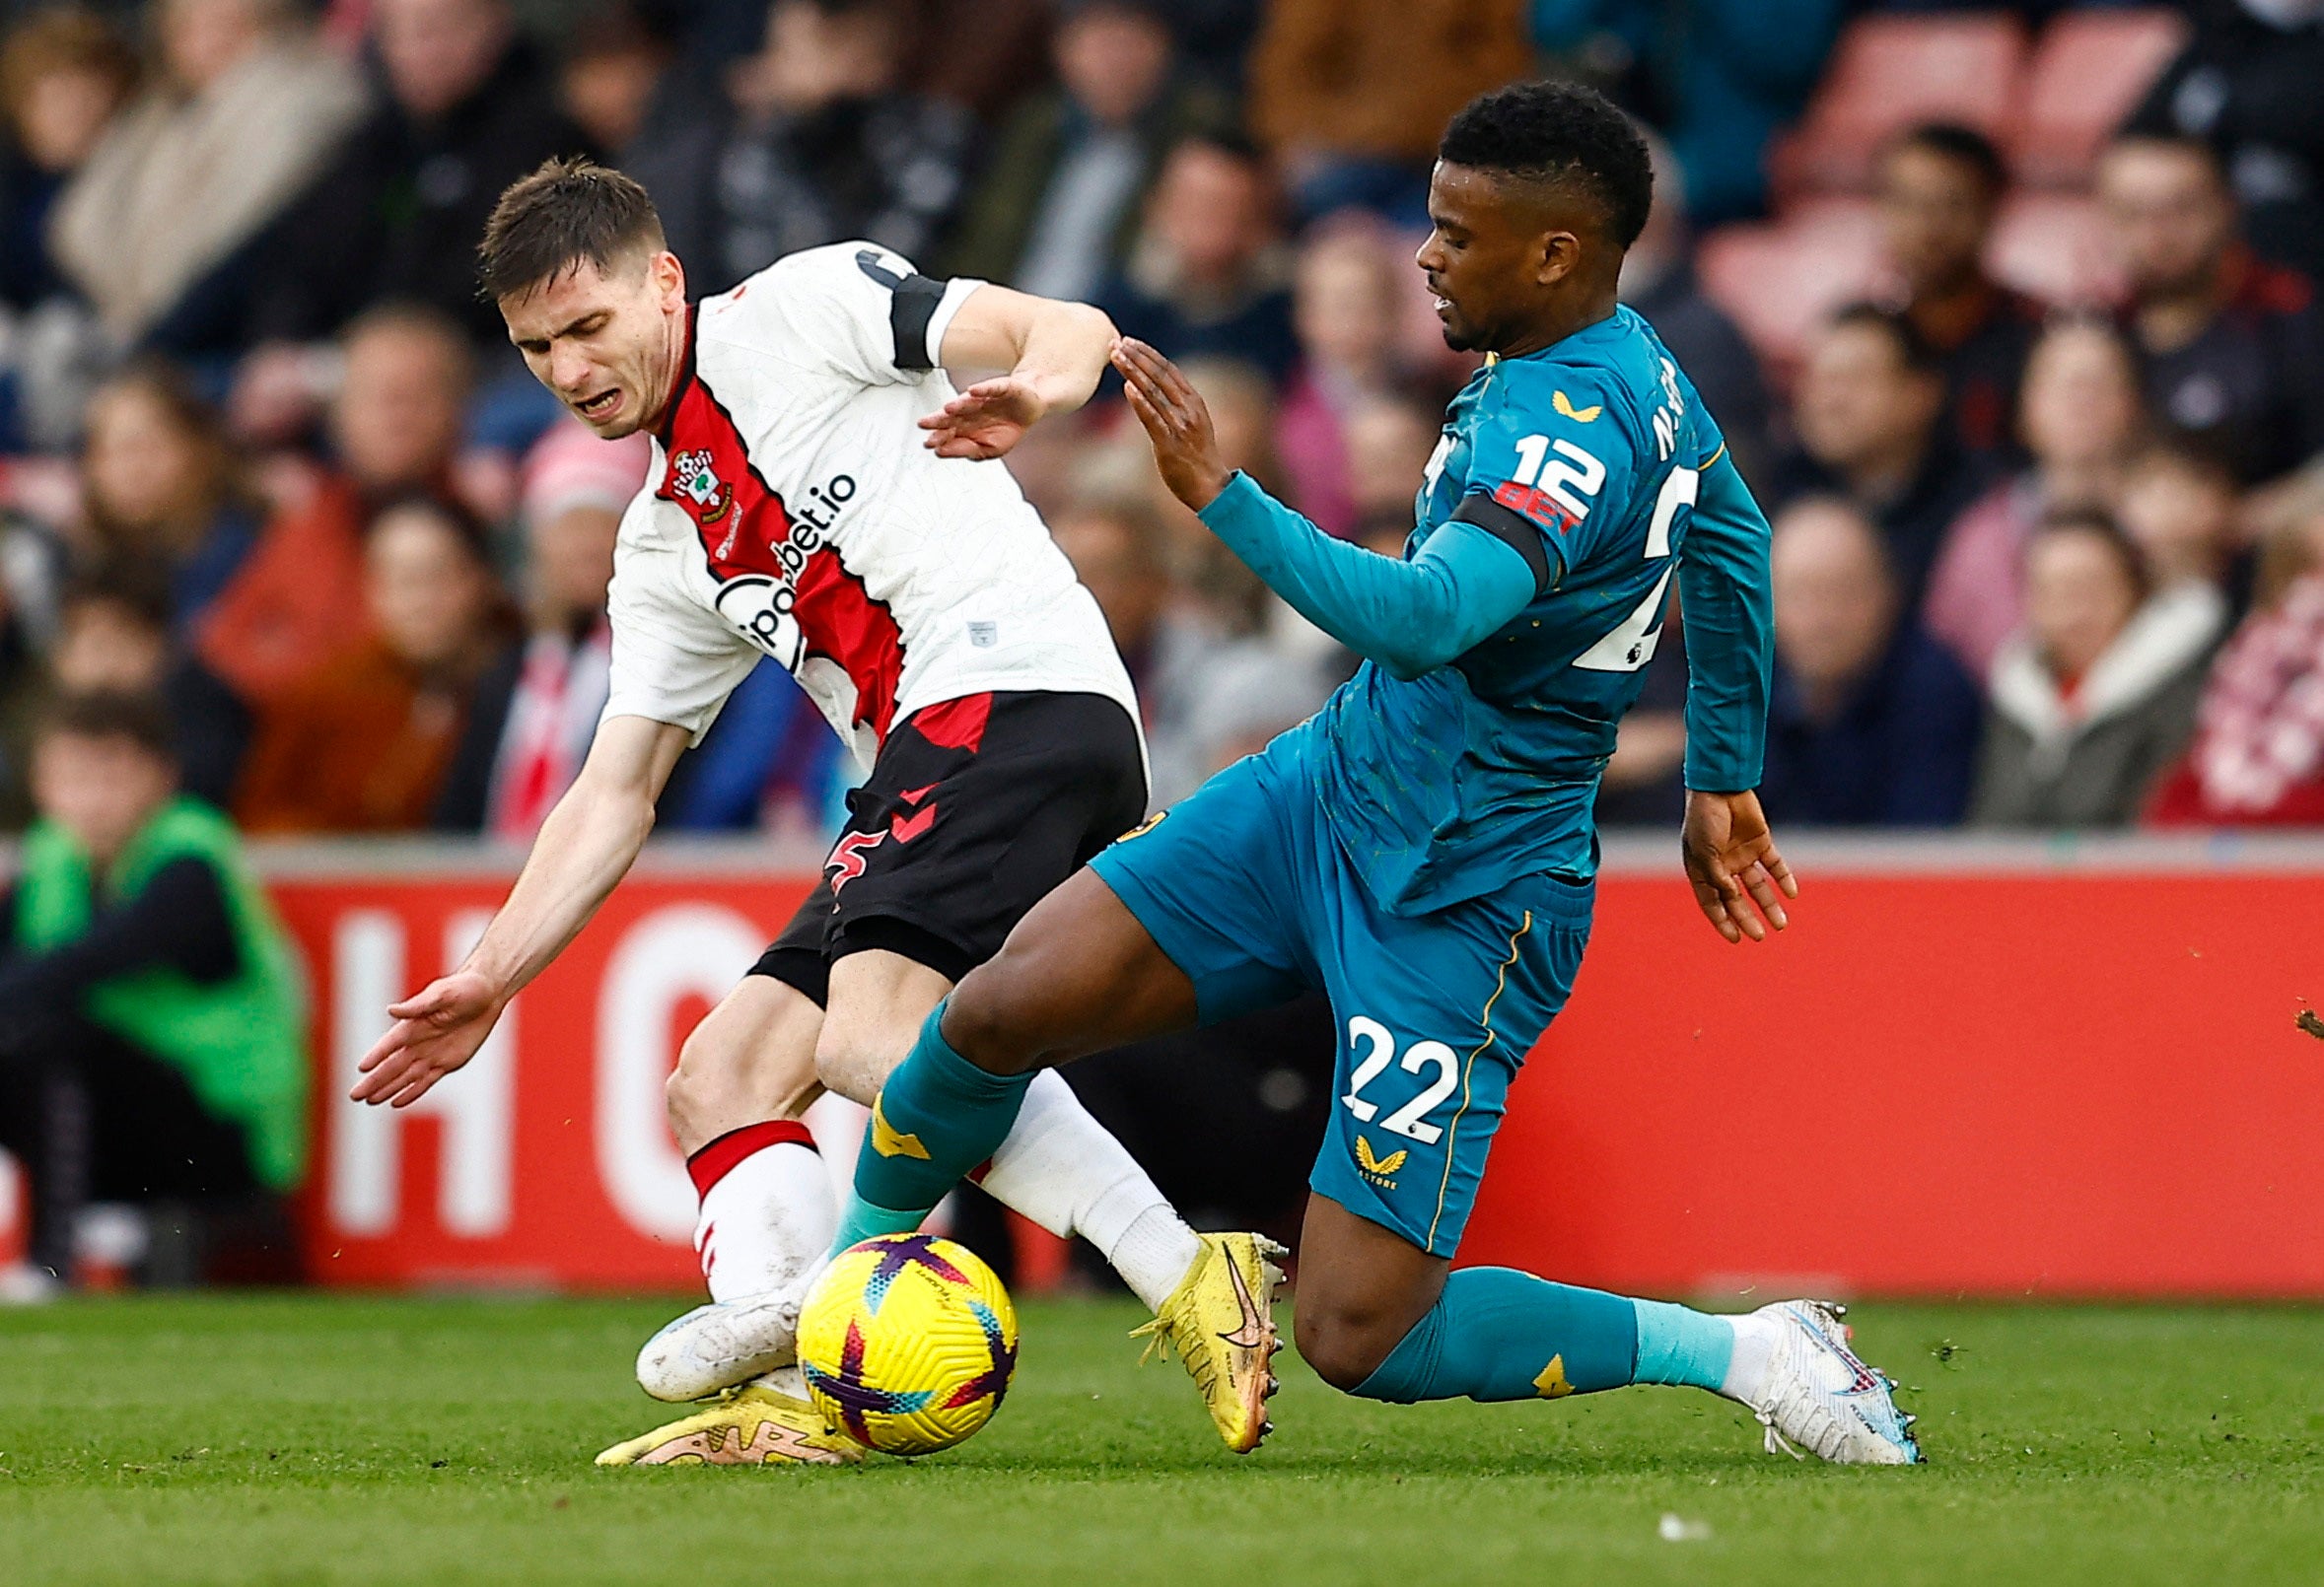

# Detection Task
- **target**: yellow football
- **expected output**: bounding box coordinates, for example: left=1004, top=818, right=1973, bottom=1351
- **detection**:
left=796, top=1233, right=1020, bottom=1456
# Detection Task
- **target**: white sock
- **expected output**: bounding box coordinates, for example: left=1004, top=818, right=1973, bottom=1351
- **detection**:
left=977, top=1070, right=1202, bottom=1311
left=689, top=1122, right=835, bottom=1303
left=1719, top=1312, right=1783, bottom=1404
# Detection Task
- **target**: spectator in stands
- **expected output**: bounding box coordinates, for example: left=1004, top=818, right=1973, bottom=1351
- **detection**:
left=1620, top=126, right=1772, bottom=483
left=1924, top=318, right=2148, bottom=681
left=77, top=363, right=258, bottom=633
left=2126, top=0, right=2324, bottom=288
left=199, top=304, right=472, bottom=711
left=1248, top=0, right=1534, bottom=224
left=1875, top=122, right=2047, bottom=467
left=1339, top=395, right=1444, bottom=552
left=246, top=0, right=588, bottom=352
left=1111, top=355, right=1293, bottom=633
left=1771, top=304, right=1991, bottom=606
left=1533, top=0, right=1841, bottom=224
left=2098, top=131, right=2324, bottom=488
left=47, top=0, right=363, bottom=356
left=1758, top=496, right=1983, bottom=827
left=47, top=565, right=246, bottom=809
left=1052, top=488, right=1331, bottom=808
left=1274, top=219, right=1419, bottom=541
left=48, top=569, right=167, bottom=697
left=627, top=0, right=969, bottom=296
left=434, top=420, right=648, bottom=837
left=944, top=0, right=1231, bottom=303
left=2148, top=504, right=2324, bottom=825
left=1098, top=134, right=1298, bottom=382
left=0, top=7, right=136, bottom=314
left=1972, top=512, right=2219, bottom=829
left=2118, top=439, right=2250, bottom=609
left=0, top=688, right=304, bottom=1296
left=558, top=0, right=672, bottom=158
left=235, top=495, right=516, bottom=834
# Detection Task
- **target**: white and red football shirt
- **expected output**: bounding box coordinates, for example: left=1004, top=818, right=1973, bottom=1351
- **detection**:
left=600, top=242, right=1138, bottom=769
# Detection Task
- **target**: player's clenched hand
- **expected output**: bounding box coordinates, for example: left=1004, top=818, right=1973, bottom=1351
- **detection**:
left=919, top=377, right=1046, bottom=460
left=350, top=968, right=507, bottom=1108
left=1681, top=790, right=1797, bottom=944
left=1113, top=338, right=1230, bottom=511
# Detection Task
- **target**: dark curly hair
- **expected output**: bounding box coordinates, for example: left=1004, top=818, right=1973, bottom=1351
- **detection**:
left=1439, top=81, right=1655, bottom=250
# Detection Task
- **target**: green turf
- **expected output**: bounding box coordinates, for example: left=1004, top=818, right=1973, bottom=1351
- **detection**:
left=2, top=1293, right=2320, bottom=1585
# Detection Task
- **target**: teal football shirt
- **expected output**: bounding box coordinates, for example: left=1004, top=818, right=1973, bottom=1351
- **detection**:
left=1310, top=305, right=1774, bottom=914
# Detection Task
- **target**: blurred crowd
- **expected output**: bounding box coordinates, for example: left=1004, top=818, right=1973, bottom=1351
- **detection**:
left=0, top=0, right=2319, bottom=849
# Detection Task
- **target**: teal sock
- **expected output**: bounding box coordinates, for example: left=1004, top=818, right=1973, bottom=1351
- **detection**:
left=1629, top=1297, right=1736, bottom=1392
left=830, top=1000, right=1033, bottom=1255
left=1350, top=1268, right=1641, bottom=1405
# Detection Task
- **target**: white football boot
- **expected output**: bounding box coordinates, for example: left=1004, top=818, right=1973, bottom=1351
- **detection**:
left=636, top=1287, right=809, bottom=1404
left=1742, top=1300, right=1923, bottom=1465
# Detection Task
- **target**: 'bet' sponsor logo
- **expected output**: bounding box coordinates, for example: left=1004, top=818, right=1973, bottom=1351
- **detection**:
left=705, top=472, right=861, bottom=666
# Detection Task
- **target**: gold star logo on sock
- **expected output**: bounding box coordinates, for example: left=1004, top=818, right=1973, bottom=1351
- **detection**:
left=1533, top=1354, right=1574, bottom=1399
left=870, top=1095, right=930, bottom=1160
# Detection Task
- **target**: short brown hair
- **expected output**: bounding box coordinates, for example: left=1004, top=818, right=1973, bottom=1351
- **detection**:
left=0, top=8, right=137, bottom=132
left=35, top=687, right=175, bottom=762
left=478, top=156, right=665, bottom=303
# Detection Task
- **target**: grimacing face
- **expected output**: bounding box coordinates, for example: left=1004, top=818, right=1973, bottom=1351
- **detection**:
left=1416, top=162, right=1576, bottom=355
left=502, top=250, right=688, bottom=439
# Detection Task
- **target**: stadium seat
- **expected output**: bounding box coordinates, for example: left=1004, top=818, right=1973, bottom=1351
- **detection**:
left=1987, top=190, right=2121, bottom=310
left=1697, top=210, right=1885, bottom=380
left=2011, top=9, right=2189, bottom=188
left=1769, top=14, right=2031, bottom=200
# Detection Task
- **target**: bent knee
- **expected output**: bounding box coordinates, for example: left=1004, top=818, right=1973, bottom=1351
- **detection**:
left=938, top=957, right=1048, bottom=1073
left=664, top=1027, right=723, bottom=1119
left=812, top=1023, right=901, bottom=1105
left=1294, top=1306, right=1404, bottom=1394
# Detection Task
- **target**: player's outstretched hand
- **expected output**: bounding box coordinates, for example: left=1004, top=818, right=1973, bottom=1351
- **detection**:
left=350, top=968, right=507, bottom=1108
left=1681, top=790, right=1797, bottom=944
left=919, top=377, right=1047, bottom=460
left=1113, top=338, right=1230, bottom=511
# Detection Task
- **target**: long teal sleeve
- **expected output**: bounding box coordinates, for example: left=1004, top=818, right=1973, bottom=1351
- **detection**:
left=1678, top=451, right=1775, bottom=794
left=1195, top=472, right=1539, bottom=681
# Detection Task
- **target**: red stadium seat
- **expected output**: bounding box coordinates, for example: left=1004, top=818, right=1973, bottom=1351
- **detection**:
left=1697, top=212, right=1885, bottom=381
left=2012, top=9, right=2189, bottom=187
left=1770, top=14, right=2031, bottom=199
left=1987, top=190, right=2121, bottom=310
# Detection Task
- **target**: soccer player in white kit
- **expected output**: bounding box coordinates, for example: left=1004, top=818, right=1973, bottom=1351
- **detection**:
left=350, top=159, right=1284, bottom=1464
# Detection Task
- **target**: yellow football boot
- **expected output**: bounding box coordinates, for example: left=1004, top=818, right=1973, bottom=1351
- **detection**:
left=594, top=1380, right=863, bottom=1468
left=1130, top=1231, right=1288, bottom=1454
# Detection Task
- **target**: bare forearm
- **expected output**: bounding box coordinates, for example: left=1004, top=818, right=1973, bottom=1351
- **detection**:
left=458, top=718, right=684, bottom=998
left=939, top=284, right=1116, bottom=423
left=1012, top=300, right=1116, bottom=420
left=460, top=782, right=655, bottom=997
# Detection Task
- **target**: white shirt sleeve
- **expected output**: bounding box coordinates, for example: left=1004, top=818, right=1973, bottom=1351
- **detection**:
left=599, top=534, right=761, bottom=745
left=759, top=242, right=984, bottom=389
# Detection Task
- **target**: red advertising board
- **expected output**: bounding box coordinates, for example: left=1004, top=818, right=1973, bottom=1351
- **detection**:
left=269, top=859, right=823, bottom=1289
left=10, top=838, right=2324, bottom=1298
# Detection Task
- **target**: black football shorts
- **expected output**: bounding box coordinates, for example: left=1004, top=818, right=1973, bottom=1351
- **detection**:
left=750, top=690, right=1147, bottom=1003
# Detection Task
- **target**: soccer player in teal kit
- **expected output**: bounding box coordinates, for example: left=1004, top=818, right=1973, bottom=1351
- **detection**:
left=830, top=82, right=1923, bottom=1464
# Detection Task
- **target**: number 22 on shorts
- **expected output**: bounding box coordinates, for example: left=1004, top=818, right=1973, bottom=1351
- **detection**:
left=1340, top=1017, right=1460, bottom=1145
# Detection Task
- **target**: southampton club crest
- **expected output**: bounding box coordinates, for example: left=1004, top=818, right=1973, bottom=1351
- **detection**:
left=670, top=448, right=734, bottom=524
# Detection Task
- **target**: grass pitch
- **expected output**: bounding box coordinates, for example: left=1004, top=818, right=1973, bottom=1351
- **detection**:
left=2, top=1294, right=2320, bottom=1585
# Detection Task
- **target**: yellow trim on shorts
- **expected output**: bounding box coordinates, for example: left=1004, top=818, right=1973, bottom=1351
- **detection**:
left=1427, top=910, right=1533, bottom=1250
